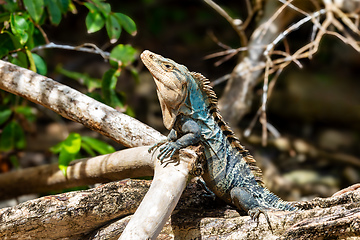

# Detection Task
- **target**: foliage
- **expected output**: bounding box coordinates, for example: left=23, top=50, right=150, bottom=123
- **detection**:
left=0, top=0, right=137, bottom=172
left=50, top=133, right=115, bottom=175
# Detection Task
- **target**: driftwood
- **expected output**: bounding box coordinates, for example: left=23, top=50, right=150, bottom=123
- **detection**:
left=1, top=178, right=359, bottom=239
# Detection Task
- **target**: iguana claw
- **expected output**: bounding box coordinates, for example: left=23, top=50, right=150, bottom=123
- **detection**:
left=157, top=142, right=181, bottom=162
left=248, top=207, right=273, bottom=233
left=148, top=139, right=168, bottom=153
left=148, top=140, right=181, bottom=162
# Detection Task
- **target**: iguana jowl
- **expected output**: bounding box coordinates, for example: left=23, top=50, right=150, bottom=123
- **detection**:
left=140, top=50, right=297, bottom=225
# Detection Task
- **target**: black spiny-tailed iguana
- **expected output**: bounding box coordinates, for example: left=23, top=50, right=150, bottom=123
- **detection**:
left=140, top=50, right=297, bottom=228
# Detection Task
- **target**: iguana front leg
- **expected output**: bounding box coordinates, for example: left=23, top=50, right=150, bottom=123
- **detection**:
left=151, top=117, right=201, bottom=162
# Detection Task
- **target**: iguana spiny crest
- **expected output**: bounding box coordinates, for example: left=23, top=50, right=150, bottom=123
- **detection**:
left=141, top=50, right=264, bottom=186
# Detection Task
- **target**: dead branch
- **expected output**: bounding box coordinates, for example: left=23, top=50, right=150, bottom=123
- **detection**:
left=119, top=146, right=202, bottom=239
left=159, top=182, right=360, bottom=239
left=0, top=60, right=164, bottom=148
left=216, top=0, right=298, bottom=127
left=2, top=177, right=359, bottom=239
left=0, top=58, right=203, bottom=239
left=0, top=146, right=154, bottom=200
left=0, top=145, right=202, bottom=240
left=0, top=180, right=151, bottom=239
left=209, top=0, right=360, bottom=134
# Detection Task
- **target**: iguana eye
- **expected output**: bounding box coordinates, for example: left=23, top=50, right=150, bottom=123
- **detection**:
left=162, top=62, right=174, bottom=71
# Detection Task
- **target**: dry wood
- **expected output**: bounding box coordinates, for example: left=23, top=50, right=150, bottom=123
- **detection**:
left=0, top=60, right=164, bottom=148
left=0, top=146, right=154, bottom=200
left=0, top=179, right=151, bottom=239
left=0, top=57, right=202, bottom=239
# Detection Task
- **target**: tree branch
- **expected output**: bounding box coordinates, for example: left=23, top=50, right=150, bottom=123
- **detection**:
left=0, top=60, right=164, bottom=148
left=0, top=179, right=151, bottom=239
left=0, top=146, right=154, bottom=200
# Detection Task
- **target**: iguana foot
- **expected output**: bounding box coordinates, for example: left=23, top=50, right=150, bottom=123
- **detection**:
left=148, top=139, right=168, bottom=153
left=230, top=187, right=273, bottom=233
left=157, top=142, right=182, bottom=162
left=149, top=140, right=182, bottom=163
left=248, top=207, right=273, bottom=233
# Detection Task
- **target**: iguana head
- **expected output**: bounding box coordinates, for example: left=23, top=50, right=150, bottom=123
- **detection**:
left=141, top=50, right=189, bottom=129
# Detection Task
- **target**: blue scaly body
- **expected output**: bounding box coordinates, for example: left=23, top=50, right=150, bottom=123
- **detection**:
left=140, top=50, right=297, bottom=228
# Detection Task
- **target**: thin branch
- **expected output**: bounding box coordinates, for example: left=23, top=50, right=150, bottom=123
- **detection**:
left=31, top=42, right=111, bottom=60
left=203, top=0, right=248, bottom=45
left=210, top=73, right=231, bottom=86
left=264, top=9, right=327, bottom=56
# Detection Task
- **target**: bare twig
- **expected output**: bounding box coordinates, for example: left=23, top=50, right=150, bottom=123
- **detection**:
left=31, top=42, right=111, bottom=60
left=203, top=0, right=248, bottom=46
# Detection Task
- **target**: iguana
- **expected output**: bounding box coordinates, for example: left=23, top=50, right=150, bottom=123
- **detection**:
left=140, top=50, right=297, bottom=228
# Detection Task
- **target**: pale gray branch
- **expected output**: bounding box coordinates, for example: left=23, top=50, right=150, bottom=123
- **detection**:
left=0, top=60, right=164, bottom=148
left=0, top=146, right=154, bottom=200
left=0, top=180, right=151, bottom=239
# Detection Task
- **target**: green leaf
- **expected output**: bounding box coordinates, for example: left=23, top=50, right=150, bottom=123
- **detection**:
left=50, top=141, right=63, bottom=153
left=26, top=49, right=36, bottom=72
left=82, top=136, right=115, bottom=155
left=31, top=53, right=47, bottom=75
left=56, top=65, right=101, bottom=92
left=0, top=123, right=14, bottom=151
left=25, top=20, right=35, bottom=49
left=84, top=2, right=98, bottom=13
left=57, top=0, right=70, bottom=13
left=58, top=148, right=75, bottom=176
left=110, top=44, right=137, bottom=67
left=10, top=14, right=29, bottom=45
left=46, top=0, right=62, bottom=25
left=114, top=13, right=137, bottom=36
left=92, top=0, right=111, bottom=15
left=0, top=121, right=26, bottom=151
left=56, top=133, right=82, bottom=176
left=4, top=0, right=18, bottom=12
left=63, top=133, right=81, bottom=154
left=86, top=11, right=105, bottom=33
left=102, top=68, right=123, bottom=107
left=0, top=109, right=12, bottom=125
left=10, top=14, right=29, bottom=33
left=23, top=0, right=44, bottom=23
left=0, top=12, right=11, bottom=23
left=0, top=33, right=14, bottom=58
left=10, top=155, right=20, bottom=169
left=80, top=141, right=96, bottom=157
left=14, top=105, right=36, bottom=122
left=102, top=68, right=119, bottom=90
left=9, top=51, right=28, bottom=68
left=106, top=14, right=121, bottom=44
left=14, top=122, right=26, bottom=149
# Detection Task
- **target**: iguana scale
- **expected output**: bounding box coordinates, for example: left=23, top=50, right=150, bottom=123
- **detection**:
left=140, top=50, right=297, bottom=227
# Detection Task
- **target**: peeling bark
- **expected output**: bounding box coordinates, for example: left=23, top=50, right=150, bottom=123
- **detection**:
left=159, top=183, right=360, bottom=239
left=0, top=180, right=151, bottom=239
